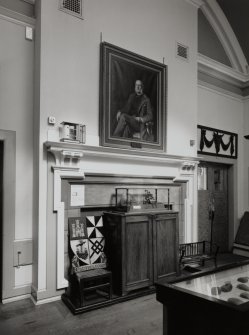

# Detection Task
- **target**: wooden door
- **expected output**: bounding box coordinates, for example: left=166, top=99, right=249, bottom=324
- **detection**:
left=125, top=214, right=153, bottom=292
left=153, top=212, right=179, bottom=281
left=198, top=162, right=229, bottom=252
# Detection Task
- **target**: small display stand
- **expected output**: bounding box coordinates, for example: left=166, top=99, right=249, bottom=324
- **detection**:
left=114, top=187, right=171, bottom=212
left=60, top=121, right=86, bottom=143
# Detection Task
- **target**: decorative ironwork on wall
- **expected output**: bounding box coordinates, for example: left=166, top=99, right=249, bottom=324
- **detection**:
left=197, top=125, right=238, bottom=159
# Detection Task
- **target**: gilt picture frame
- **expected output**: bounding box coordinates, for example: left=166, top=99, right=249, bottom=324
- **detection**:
left=99, top=42, right=167, bottom=152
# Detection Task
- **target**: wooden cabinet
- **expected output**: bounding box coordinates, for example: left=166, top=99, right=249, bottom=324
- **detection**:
left=103, top=210, right=179, bottom=296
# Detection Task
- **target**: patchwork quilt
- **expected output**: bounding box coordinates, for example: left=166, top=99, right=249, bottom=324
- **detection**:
left=68, top=216, right=107, bottom=272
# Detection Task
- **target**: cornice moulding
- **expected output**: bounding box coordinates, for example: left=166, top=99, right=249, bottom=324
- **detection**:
left=198, top=54, right=249, bottom=86
left=184, top=0, right=204, bottom=8
left=22, top=0, right=35, bottom=4
left=198, top=80, right=243, bottom=102
left=0, top=5, right=35, bottom=27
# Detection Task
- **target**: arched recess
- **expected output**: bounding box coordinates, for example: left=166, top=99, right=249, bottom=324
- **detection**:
left=200, top=0, right=248, bottom=74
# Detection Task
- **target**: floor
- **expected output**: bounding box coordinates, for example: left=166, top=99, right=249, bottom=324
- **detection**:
left=0, top=253, right=248, bottom=335
left=0, top=294, right=162, bottom=335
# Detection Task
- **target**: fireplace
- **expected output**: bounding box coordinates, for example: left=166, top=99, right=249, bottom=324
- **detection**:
left=45, top=141, right=198, bottom=289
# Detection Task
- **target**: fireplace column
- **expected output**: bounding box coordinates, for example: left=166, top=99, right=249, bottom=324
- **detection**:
left=47, top=146, right=85, bottom=288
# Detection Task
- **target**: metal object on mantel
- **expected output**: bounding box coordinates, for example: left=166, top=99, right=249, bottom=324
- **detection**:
left=60, top=121, right=86, bottom=143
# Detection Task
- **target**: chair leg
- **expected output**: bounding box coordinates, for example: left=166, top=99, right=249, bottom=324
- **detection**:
left=109, top=274, right=112, bottom=299
left=79, top=280, right=84, bottom=307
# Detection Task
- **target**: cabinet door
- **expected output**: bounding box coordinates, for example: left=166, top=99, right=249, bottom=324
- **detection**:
left=153, top=213, right=179, bottom=281
left=125, top=215, right=153, bottom=292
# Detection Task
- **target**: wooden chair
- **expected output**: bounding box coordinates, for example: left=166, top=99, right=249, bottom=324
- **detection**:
left=179, top=240, right=219, bottom=268
left=67, top=216, right=112, bottom=308
left=75, top=268, right=112, bottom=307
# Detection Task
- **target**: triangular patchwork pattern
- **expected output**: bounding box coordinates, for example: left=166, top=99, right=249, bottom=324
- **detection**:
left=86, top=216, right=104, bottom=238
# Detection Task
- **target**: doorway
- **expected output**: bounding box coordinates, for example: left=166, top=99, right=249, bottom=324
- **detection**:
left=0, top=141, right=3, bottom=301
left=198, top=162, right=229, bottom=252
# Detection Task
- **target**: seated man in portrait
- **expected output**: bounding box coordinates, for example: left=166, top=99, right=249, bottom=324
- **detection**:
left=113, top=80, right=154, bottom=141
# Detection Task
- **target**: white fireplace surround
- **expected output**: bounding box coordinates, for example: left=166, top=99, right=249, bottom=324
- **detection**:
left=45, top=141, right=199, bottom=289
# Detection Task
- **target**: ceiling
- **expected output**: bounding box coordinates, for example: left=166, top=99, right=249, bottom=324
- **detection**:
left=217, top=0, right=249, bottom=65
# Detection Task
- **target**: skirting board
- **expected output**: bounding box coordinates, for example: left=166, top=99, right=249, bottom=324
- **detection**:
left=2, top=294, right=31, bottom=304
left=30, top=294, right=62, bottom=305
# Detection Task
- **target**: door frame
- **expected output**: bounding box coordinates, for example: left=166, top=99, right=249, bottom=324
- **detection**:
left=0, top=130, right=16, bottom=300
left=197, top=156, right=235, bottom=250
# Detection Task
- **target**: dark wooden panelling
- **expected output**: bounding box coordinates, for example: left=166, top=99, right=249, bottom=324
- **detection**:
left=153, top=214, right=179, bottom=280
left=126, top=219, right=153, bottom=286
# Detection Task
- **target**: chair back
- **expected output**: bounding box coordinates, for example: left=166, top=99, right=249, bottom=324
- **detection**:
left=68, top=216, right=107, bottom=273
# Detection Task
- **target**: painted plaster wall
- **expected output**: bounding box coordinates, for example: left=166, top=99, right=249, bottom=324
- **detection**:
left=38, top=0, right=198, bottom=156
left=0, top=17, right=34, bottom=296
left=197, top=85, right=245, bottom=239
left=34, top=0, right=199, bottom=299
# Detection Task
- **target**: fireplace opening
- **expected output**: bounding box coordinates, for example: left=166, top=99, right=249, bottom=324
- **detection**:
left=62, top=173, right=186, bottom=281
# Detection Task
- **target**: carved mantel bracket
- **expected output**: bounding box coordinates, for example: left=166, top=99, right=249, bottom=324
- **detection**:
left=46, top=144, right=84, bottom=169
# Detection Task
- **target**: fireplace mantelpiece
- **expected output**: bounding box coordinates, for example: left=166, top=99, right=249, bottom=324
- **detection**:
left=45, top=141, right=198, bottom=165
left=45, top=141, right=199, bottom=289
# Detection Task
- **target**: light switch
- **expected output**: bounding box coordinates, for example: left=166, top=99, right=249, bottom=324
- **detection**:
left=25, top=26, right=33, bottom=41
left=70, top=185, right=85, bottom=207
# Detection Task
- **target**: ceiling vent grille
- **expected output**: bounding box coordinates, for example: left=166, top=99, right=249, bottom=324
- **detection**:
left=176, top=42, right=189, bottom=61
left=59, top=0, right=83, bottom=19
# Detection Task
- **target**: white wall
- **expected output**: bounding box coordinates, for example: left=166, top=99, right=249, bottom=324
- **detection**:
left=33, top=0, right=199, bottom=300
left=0, top=18, right=34, bottom=239
left=38, top=0, right=198, bottom=156
left=0, top=16, right=34, bottom=297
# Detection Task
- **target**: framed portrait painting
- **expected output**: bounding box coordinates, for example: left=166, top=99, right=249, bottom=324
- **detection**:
left=99, top=42, right=167, bottom=152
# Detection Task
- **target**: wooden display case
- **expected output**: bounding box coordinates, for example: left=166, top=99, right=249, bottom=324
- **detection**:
left=103, top=210, right=179, bottom=296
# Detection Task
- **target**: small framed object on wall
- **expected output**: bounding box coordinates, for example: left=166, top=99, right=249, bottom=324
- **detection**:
left=70, top=184, right=85, bottom=207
